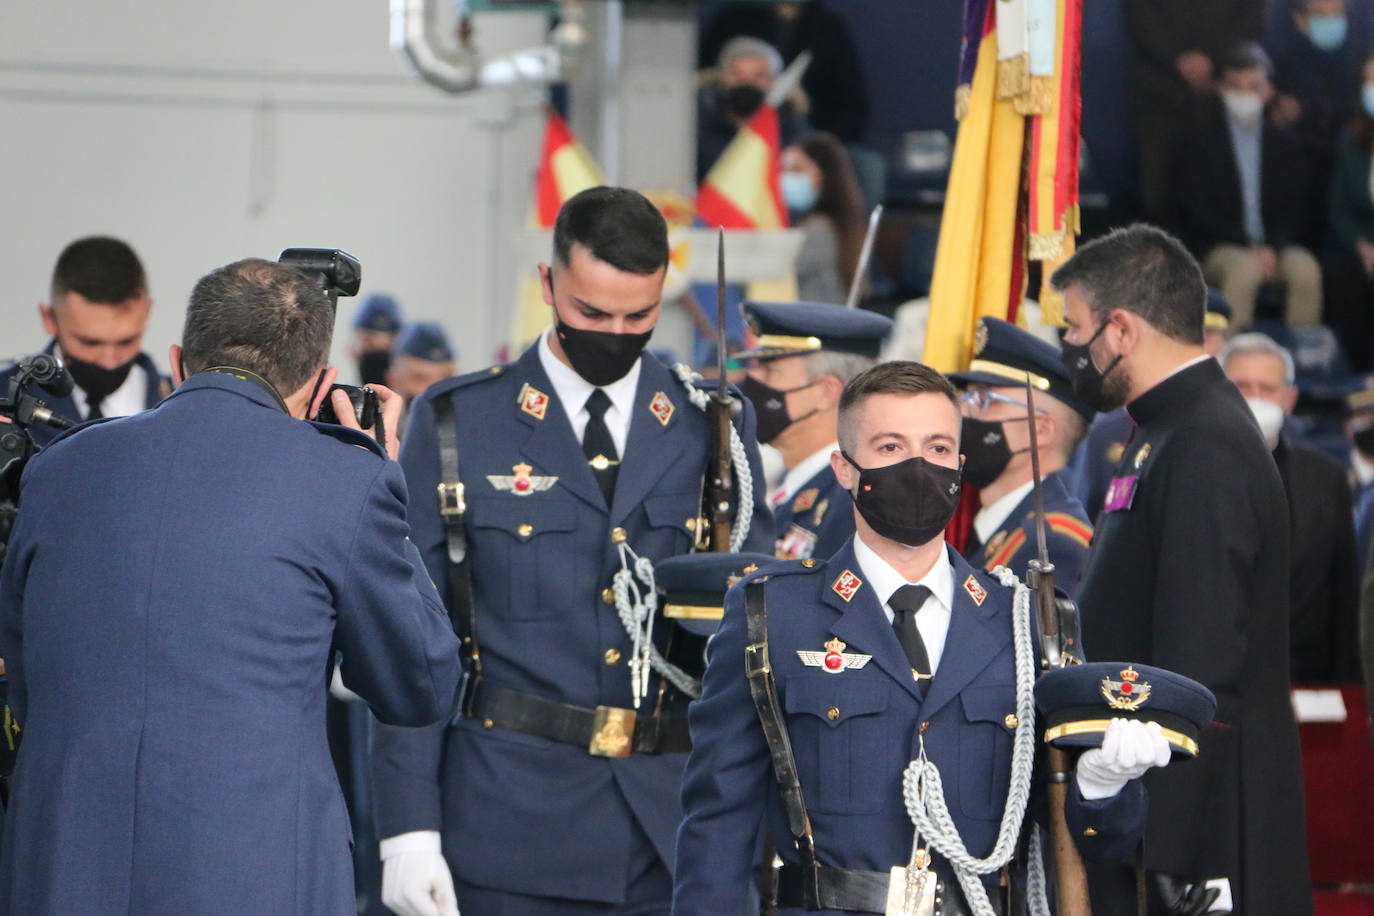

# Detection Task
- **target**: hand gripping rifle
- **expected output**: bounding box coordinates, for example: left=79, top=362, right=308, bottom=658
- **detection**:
left=704, top=228, right=737, bottom=553
left=1021, top=373, right=1091, bottom=916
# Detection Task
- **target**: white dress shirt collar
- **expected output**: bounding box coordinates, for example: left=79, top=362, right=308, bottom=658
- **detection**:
left=851, top=534, right=957, bottom=674
left=973, top=480, right=1034, bottom=546
left=536, top=328, right=641, bottom=454
left=774, top=442, right=839, bottom=505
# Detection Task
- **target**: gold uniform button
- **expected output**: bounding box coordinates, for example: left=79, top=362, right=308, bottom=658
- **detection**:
left=517, top=523, right=533, bottom=537
left=826, top=706, right=840, bottom=721
left=602, top=588, right=615, bottom=605
left=489, top=366, right=502, bottom=374
left=801, top=558, right=817, bottom=568
left=1004, top=714, right=1019, bottom=729
left=604, top=648, right=622, bottom=666
left=482, top=719, right=495, bottom=729
left=1082, top=827, right=1099, bottom=837
left=611, top=526, right=628, bottom=544
left=685, top=518, right=698, bottom=531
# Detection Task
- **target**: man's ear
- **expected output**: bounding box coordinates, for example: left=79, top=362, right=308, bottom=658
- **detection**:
left=830, top=448, right=855, bottom=490
left=817, top=374, right=844, bottom=411
left=39, top=303, right=57, bottom=339
left=538, top=263, right=554, bottom=307
left=308, top=367, right=340, bottom=420
left=1035, top=409, right=1057, bottom=451
left=1283, top=384, right=1299, bottom=415
left=169, top=344, right=185, bottom=386
left=1109, top=308, right=1141, bottom=356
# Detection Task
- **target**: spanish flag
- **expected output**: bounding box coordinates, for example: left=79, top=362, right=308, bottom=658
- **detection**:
left=509, top=110, right=608, bottom=352
left=695, top=104, right=789, bottom=230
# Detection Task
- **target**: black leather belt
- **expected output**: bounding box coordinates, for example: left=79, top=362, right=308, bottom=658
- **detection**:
left=467, top=681, right=691, bottom=758
left=775, top=863, right=1003, bottom=916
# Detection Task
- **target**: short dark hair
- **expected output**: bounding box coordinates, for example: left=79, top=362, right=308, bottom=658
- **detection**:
left=1220, top=41, right=1273, bottom=79
left=181, top=259, right=335, bottom=395
left=51, top=236, right=147, bottom=305
left=552, top=186, right=669, bottom=275
left=838, top=360, right=959, bottom=450
left=1050, top=224, right=1206, bottom=345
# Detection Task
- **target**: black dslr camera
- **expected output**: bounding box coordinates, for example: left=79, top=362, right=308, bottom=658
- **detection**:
left=275, top=249, right=383, bottom=437
left=1, top=354, right=76, bottom=561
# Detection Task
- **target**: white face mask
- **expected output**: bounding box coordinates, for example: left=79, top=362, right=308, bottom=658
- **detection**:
left=1223, top=91, right=1265, bottom=126
left=1245, top=396, right=1284, bottom=448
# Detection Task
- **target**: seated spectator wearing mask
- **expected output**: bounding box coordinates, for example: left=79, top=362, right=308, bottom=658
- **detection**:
left=696, top=36, right=808, bottom=183
left=1176, top=42, right=1322, bottom=329
left=1222, top=332, right=1362, bottom=684
left=0, top=236, right=167, bottom=445
left=1323, top=51, right=1374, bottom=371
left=781, top=132, right=867, bottom=304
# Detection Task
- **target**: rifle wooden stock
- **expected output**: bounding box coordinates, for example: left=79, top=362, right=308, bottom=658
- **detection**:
left=1047, top=745, right=1093, bottom=916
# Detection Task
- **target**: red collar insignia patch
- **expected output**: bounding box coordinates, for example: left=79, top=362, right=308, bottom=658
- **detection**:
left=518, top=383, right=549, bottom=421
left=831, top=569, right=863, bottom=602
left=963, top=575, right=987, bottom=606
left=792, top=488, right=819, bottom=513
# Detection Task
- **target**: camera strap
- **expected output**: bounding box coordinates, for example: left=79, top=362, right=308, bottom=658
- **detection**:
left=201, top=367, right=290, bottom=414
left=432, top=394, right=482, bottom=700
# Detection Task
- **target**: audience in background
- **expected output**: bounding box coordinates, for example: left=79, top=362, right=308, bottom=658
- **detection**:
left=695, top=36, right=808, bottom=183
left=1324, top=51, right=1374, bottom=370
left=782, top=132, right=867, bottom=304
left=1176, top=43, right=1322, bottom=330
left=1124, top=0, right=1265, bottom=223
left=351, top=293, right=403, bottom=387
left=1222, top=334, right=1362, bottom=684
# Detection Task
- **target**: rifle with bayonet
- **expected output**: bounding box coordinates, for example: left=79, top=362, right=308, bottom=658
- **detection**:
left=704, top=227, right=737, bottom=554
left=1021, top=373, right=1091, bottom=916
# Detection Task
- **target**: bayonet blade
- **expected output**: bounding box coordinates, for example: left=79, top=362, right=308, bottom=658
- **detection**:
left=1024, top=373, right=1051, bottom=569
left=715, top=227, right=728, bottom=398
left=844, top=204, right=882, bottom=310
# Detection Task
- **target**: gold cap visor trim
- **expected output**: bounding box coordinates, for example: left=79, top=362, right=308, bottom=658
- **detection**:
left=754, top=334, right=824, bottom=353
left=1043, top=719, right=1198, bottom=756
left=1204, top=313, right=1230, bottom=332
left=966, top=359, right=1051, bottom=391
left=663, top=603, right=724, bottom=621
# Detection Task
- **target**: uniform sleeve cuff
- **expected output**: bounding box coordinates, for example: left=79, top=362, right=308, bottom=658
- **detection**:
left=380, top=830, right=442, bottom=860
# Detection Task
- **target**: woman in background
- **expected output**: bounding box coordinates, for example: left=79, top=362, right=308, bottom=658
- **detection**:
left=1325, top=50, right=1374, bottom=371
left=781, top=131, right=867, bottom=304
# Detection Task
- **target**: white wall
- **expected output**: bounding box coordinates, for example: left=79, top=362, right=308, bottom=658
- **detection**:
left=0, top=0, right=549, bottom=377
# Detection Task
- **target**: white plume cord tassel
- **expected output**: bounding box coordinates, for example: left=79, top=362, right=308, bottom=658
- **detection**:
left=611, top=541, right=701, bottom=703
left=672, top=364, right=754, bottom=551
left=899, top=567, right=1050, bottom=916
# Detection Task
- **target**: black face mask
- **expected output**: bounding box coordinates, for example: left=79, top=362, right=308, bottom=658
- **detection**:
left=1061, top=322, right=1124, bottom=414
left=960, top=416, right=1028, bottom=489
left=739, top=375, right=820, bottom=445
left=723, top=84, right=765, bottom=119
left=1354, top=425, right=1374, bottom=457
left=841, top=451, right=963, bottom=547
left=555, top=317, right=652, bottom=387
left=357, top=351, right=390, bottom=387
left=64, top=352, right=137, bottom=404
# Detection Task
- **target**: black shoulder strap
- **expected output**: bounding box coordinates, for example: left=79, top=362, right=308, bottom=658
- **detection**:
left=432, top=393, right=482, bottom=709
left=744, top=580, right=818, bottom=878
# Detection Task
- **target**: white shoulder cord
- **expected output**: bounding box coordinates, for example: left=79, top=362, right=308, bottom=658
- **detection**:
left=899, top=567, right=1052, bottom=916
left=672, top=364, right=754, bottom=552
left=608, top=367, right=757, bottom=706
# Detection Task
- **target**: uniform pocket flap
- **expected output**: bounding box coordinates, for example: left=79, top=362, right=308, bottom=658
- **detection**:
left=643, top=491, right=701, bottom=531
left=960, top=684, right=1017, bottom=731
left=784, top=676, right=888, bottom=728
left=467, top=497, right=578, bottom=539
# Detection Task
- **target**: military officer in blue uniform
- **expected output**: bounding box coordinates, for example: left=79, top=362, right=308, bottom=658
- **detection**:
left=674, top=361, right=1171, bottom=916
left=948, top=317, right=1096, bottom=594
left=0, top=257, right=462, bottom=915
left=370, top=187, right=774, bottom=916
left=736, top=301, right=892, bottom=562
left=352, top=292, right=405, bottom=386
left=0, top=236, right=168, bottom=446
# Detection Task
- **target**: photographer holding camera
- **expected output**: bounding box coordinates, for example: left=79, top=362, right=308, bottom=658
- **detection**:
left=0, top=257, right=462, bottom=915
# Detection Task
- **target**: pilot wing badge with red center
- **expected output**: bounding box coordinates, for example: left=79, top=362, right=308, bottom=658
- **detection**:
left=797, top=638, right=873, bottom=674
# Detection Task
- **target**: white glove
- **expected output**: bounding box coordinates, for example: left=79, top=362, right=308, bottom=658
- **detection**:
left=380, top=831, right=460, bottom=916
left=1075, top=718, right=1171, bottom=800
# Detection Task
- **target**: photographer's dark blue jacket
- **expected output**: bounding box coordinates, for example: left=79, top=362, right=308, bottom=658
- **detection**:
left=0, top=371, right=462, bottom=915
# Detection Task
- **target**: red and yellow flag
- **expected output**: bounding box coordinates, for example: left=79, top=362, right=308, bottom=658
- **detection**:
left=695, top=105, right=788, bottom=230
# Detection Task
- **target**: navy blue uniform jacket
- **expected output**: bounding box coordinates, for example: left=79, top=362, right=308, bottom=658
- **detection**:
left=674, top=542, right=1146, bottom=915
left=370, top=346, right=774, bottom=904
left=772, top=463, right=853, bottom=562
left=0, top=342, right=167, bottom=447
left=965, top=471, right=1094, bottom=596
left=0, top=372, right=462, bottom=915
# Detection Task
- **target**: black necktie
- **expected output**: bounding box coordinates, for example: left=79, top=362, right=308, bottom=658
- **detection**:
left=86, top=394, right=105, bottom=420
left=889, top=584, right=934, bottom=696
left=582, top=389, right=619, bottom=503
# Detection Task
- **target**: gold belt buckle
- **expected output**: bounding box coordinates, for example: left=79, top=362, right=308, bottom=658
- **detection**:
left=589, top=705, right=636, bottom=758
